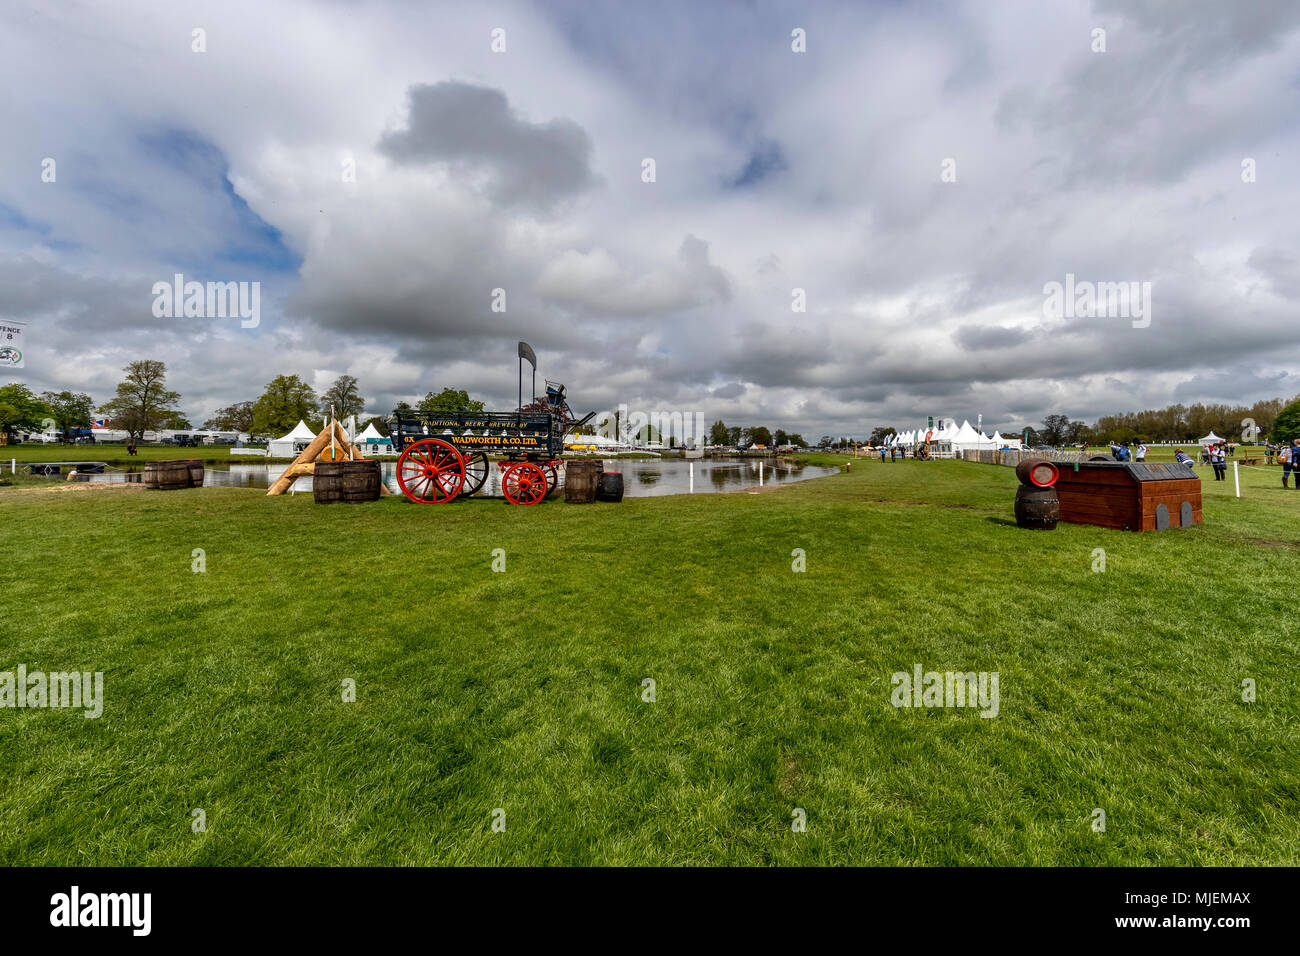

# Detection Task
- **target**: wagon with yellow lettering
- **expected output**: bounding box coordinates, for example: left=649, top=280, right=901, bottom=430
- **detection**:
left=387, top=344, right=593, bottom=505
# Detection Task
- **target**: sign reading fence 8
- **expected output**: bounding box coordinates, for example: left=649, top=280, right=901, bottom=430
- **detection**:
left=0, top=321, right=25, bottom=368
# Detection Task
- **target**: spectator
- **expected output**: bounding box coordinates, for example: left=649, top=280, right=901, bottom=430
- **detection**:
left=1135, top=441, right=1148, bottom=462
left=1211, top=443, right=1227, bottom=481
left=1279, top=441, right=1293, bottom=488
left=1174, top=448, right=1194, bottom=468
left=1265, top=441, right=1275, bottom=465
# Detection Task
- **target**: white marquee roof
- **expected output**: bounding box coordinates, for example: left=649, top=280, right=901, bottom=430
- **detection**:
left=274, top=420, right=318, bottom=443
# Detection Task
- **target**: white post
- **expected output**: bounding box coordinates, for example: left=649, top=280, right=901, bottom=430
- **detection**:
left=759, top=460, right=764, bottom=486
left=1233, top=460, right=1240, bottom=498
left=9, top=458, right=14, bottom=474
left=689, top=461, right=694, bottom=494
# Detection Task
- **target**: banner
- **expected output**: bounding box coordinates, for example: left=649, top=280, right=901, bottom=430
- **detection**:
left=517, top=341, right=536, bottom=368
left=0, top=320, right=24, bottom=369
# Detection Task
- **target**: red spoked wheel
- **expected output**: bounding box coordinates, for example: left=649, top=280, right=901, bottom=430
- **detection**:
left=543, top=460, right=561, bottom=498
left=397, top=439, right=465, bottom=503
left=501, top=462, right=547, bottom=506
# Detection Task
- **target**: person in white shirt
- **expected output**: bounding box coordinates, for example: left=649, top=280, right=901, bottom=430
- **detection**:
left=1135, top=442, right=1148, bottom=462
left=1211, top=443, right=1227, bottom=481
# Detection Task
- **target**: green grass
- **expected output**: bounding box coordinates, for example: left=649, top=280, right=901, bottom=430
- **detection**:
left=1, top=456, right=1297, bottom=865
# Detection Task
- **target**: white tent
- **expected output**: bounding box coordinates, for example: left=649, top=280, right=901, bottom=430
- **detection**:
left=1198, top=431, right=1225, bottom=445
left=567, top=432, right=628, bottom=450
left=354, top=421, right=396, bottom=456
left=951, top=420, right=984, bottom=449
left=268, top=420, right=319, bottom=458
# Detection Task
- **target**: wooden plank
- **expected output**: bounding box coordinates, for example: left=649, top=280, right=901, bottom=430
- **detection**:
left=1058, top=513, right=1131, bottom=530
left=1058, top=470, right=1135, bottom=487
left=1057, top=485, right=1139, bottom=501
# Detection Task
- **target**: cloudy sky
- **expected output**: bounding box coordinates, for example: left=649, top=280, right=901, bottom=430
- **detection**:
left=2, top=0, right=1298, bottom=438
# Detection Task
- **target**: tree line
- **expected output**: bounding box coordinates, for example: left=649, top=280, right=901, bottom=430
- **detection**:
left=0, top=361, right=491, bottom=442
left=706, top=421, right=806, bottom=448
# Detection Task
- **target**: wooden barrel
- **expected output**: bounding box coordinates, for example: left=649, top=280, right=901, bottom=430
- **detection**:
left=186, top=460, right=204, bottom=488
left=596, top=471, right=624, bottom=502
left=564, top=460, right=602, bottom=503
left=144, top=461, right=161, bottom=489
left=1014, top=485, right=1059, bottom=530
left=313, top=461, right=346, bottom=504
left=1015, top=458, right=1059, bottom=488
left=340, top=460, right=381, bottom=502
left=153, top=460, right=191, bottom=491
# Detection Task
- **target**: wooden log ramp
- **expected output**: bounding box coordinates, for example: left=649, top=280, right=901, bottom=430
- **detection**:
left=265, top=420, right=391, bottom=496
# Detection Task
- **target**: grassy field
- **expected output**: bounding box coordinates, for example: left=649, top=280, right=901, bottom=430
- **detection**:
left=1, top=455, right=1297, bottom=865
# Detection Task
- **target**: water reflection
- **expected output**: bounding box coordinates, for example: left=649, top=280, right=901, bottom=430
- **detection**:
left=78, top=457, right=838, bottom=497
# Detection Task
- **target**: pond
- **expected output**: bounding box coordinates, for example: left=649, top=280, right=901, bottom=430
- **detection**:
left=78, top=457, right=839, bottom=497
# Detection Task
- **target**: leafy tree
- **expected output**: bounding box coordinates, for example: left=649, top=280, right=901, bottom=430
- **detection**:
left=41, top=390, right=95, bottom=439
left=819, top=435, right=833, bottom=447
left=726, top=426, right=742, bottom=446
left=203, top=401, right=256, bottom=432
left=1040, top=414, right=1070, bottom=445
left=164, top=413, right=192, bottom=429
left=1273, top=398, right=1300, bottom=444
left=633, top=423, right=661, bottom=444
left=97, top=360, right=182, bottom=442
left=1066, top=420, right=1090, bottom=443
left=0, top=383, right=50, bottom=439
left=869, top=426, right=897, bottom=445
left=785, top=433, right=805, bottom=447
left=748, top=426, right=773, bottom=446
left=417, top=387, right=485, bottom=413
left=773, top=429, right=789, bottom=446
left=708, top=420, right=729, bottom=445
left=320, top=375, right=366, bottom=419
left=250, top=374, right=319, bottom=437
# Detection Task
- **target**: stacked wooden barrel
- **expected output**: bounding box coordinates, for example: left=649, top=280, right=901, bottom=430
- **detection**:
left=564, top=460, right=602, bottom=503
left=314, top=460, right=381, bottom=504
left=596, top=471, right=624, bottom=502
left=1013, top=458, right=1059, bottom=530
left=144, top=460, right=193, bottom=491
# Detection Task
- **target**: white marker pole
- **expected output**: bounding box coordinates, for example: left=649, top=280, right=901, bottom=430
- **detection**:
left=1233, top=460, right=1240, bottom=498
left=10, top=458, right=14, bottom=474
left=689, top=461, right=694, bottom=494
left=759, top=460, right=764, bottom=486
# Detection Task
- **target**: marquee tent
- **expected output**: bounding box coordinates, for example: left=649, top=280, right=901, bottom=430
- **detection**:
left=1198, top=431, right=1225, bottom=445
left=353, top=421, right=395, bottom=456
left=268, top=420, right=319, bottom=458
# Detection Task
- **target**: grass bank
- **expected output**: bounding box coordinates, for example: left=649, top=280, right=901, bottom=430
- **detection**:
left=0, top=456, right=1296, bottom=864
